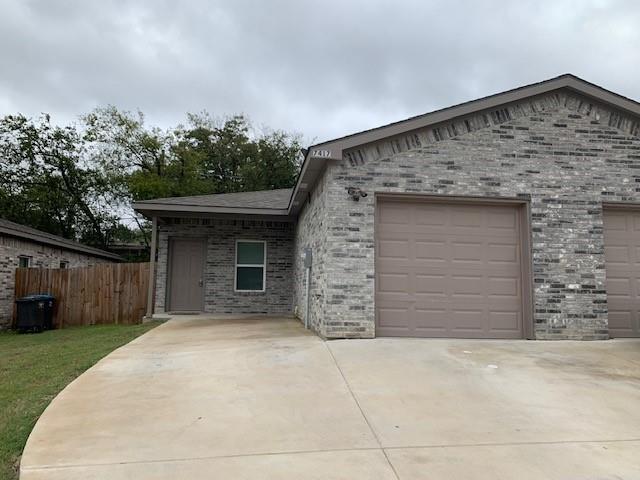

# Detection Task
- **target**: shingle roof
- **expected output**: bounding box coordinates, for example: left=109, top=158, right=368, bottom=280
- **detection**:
left=133, top=188, right=293, bottom=215
left=135, top=188, right=292, bottom=209
left=133, top=75, right=640, bottom=220
left=0, top=218, right=123, bottom=261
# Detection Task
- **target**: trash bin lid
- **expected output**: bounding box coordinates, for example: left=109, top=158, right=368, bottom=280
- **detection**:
left=16, top=294, right=55, bottom=302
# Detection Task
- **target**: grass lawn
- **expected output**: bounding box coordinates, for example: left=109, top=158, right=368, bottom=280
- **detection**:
left=0, top=321, right=163, bottom=480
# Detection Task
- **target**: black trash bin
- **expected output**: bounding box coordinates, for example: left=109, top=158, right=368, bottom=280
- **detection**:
left=15, top=294, right=55, bottom=332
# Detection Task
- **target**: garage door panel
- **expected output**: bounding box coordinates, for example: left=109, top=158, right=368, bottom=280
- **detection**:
left=414, top=206, right=447, bottom=226
left=450, top=310, right=485, bottom=330
left=451, top=242, right=485, bottom=262
left=378, top=239, right=410, bottom=260
left=604, top=213, right=627, bottom=231
left=488, top=243, right=519, bottom=263
left=377, top=307, right=410, bottom=329
left=606, top=277, right=631, bottom=295
left=414, top=240, right=448, bottom=261
left=604, top=208, right=640, bottom=337
left=608, top=311, right=634, bottom=331
left=377, top=273, right=410, bottom=293
left=487, top=209, right=518, bottom=229
left=376, top=199, right=525, bottom=338
left=488, top=277, right=519, bottom=296
left=451, top=209, right=483, bottom=227
left=413, top=309, right=448, bottom=330
left=451, top=275, right=484, bottom=296
left=414, top=274, right=446, bottom=295
left=489, top=311, right=521, bottom=331
left=378, top=203, right=410, bottom=225
left=604, top=245, right=631, bottom=263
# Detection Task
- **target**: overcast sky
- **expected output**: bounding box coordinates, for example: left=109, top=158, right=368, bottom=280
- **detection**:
left=1, top=0, right=639, bottom=145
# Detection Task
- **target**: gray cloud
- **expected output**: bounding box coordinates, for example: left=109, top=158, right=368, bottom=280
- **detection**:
left=0, top=0, right=638, bottom=144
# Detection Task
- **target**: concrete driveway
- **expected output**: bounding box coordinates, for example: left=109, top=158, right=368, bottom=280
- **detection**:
left=21, top=316, right=640, bottom=479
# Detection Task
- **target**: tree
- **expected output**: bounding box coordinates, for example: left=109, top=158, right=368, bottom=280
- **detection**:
left=0, top=114, right=121, bottom=248
left=85, top=108, right=303, bottom=201
left=178, top=113, right=302, bottom=194
left=0, top=108, right=303, bottom=251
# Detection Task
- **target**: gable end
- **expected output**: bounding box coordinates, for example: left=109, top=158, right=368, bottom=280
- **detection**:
left=344, top=90, right=640, bottom=167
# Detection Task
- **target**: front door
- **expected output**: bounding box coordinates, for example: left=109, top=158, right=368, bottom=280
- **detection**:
left=168, top=238, right=205, bottom=311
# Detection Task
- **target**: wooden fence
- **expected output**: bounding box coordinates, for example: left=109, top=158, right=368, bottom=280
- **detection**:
left=14, top=263, right=149, bottom=328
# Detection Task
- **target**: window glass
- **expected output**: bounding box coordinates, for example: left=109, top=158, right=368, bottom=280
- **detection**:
left=236, top=267, right=264, bottom=291
left=236, top=241, right=265, bottom=291
left=237, top=242, right=265, bottom=265
left=60, top=261, right=69, bottom=269
left=18, top=256, right=30, bottom=268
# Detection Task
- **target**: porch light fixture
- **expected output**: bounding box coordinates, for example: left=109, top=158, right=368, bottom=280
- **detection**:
left=346, top=186, right=368, bottom=201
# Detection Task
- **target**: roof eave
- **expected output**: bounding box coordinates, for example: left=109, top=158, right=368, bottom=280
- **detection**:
left=133, top=202, right=292, bottom=218
left=0, top=226, right=123, bottom=261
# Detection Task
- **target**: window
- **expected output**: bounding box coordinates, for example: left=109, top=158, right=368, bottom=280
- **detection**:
left=18, top=256, right=31, bottom=268
left=235, top=240, right=266, bottom=292
left=59, top=261, right=69, bottom=269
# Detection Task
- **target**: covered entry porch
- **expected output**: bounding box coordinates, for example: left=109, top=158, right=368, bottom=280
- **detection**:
left=151, top=217, right=294, bottom=316
left=133, top=189, right=296, bottom=319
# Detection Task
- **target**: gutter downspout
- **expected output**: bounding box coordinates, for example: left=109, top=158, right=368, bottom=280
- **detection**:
left=144, top=216, right=158, bottom=321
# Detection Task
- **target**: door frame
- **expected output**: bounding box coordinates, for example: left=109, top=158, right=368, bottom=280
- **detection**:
left=374, top=193, right=534, bottom=339
left=166, top=236, right=207, bottom=312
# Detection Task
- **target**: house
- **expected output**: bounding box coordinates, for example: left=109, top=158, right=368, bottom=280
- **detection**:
left=0, top=218, right=122, bottom=328
left=134, top=74, right=640, bottom=340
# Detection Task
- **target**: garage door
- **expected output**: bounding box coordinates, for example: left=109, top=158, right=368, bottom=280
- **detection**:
left=603, top=208, right=640, bottom=337
left=375, top=198, right=525, bottom=338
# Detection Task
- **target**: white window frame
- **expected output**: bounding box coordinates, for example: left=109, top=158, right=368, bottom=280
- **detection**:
left=18, top=255, right=31, bottom=268
left=234, top=239, right=267, bottom=292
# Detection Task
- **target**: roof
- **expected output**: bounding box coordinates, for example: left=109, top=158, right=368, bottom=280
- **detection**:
left=133, top=74, right=640, bottom=219
left=0, top=218, right=123, bottom=261
left=132, top=188, right=292, bottom=217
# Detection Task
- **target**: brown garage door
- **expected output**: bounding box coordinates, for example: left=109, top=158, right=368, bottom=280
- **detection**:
left=603, top=208, right=640, bottom=337
left=375, top=197, right=526, bottom=338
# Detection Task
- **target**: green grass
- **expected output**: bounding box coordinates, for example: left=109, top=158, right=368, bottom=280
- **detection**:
left=0, top=321, right=163, bottom=480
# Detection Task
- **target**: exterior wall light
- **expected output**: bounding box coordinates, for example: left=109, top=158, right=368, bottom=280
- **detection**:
left=346, top=186, right=368, bottom=201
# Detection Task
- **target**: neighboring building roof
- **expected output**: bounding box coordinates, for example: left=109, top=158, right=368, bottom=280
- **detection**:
left=0, top=218, right=123, bottom=261
left=133, top=188, right=293, bottom=217
left=134, top=74, right=640, bottom=219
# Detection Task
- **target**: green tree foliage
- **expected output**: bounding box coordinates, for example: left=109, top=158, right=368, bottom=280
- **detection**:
left=87, top=109, right=303, bottom=201
left=0, top=108, right=303, bottom=250
left=0, top=114, right=121, bottom=248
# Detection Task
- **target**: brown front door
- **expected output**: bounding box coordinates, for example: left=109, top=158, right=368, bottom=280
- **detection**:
left=603, top=208, right=640, bottom=337
left=168, top=238, right=206, bottom=312
left=375, top=197, right=526, bottom=338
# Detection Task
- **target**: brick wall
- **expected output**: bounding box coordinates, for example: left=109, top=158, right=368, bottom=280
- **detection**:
left=155, top=218, right=294, bottom=315
left=0, top=235, right=110, bottom=328
left=292, top=168, right=332, bottom=336
left=304, top=91, right=640, bottom=340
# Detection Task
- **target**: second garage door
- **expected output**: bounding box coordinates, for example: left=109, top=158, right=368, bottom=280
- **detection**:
left=375, top=197, right=526, bottom=338
left=603, top=207, right=640, bottom=338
